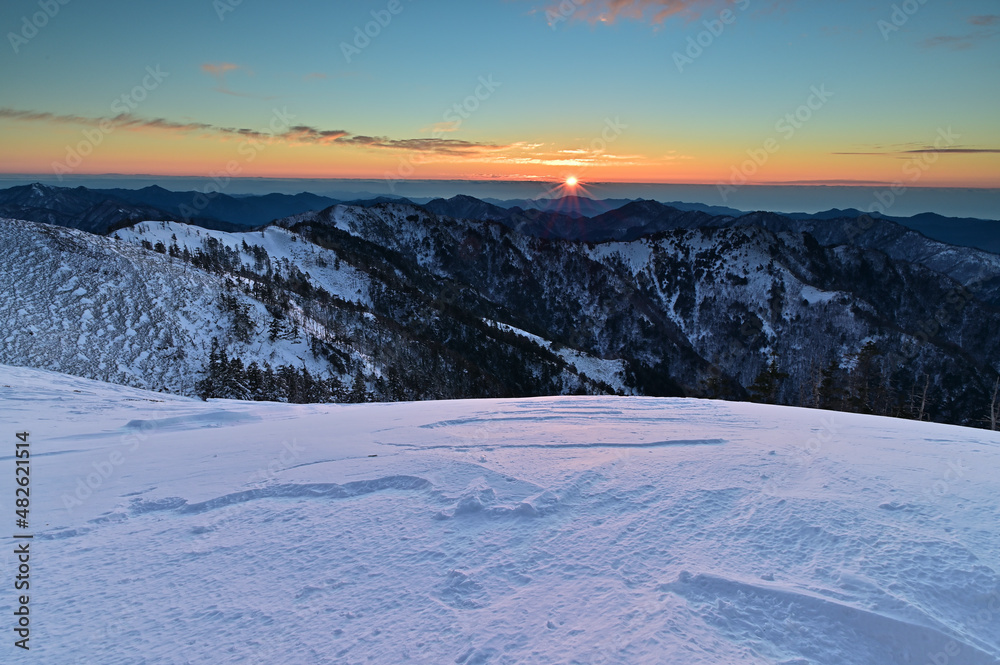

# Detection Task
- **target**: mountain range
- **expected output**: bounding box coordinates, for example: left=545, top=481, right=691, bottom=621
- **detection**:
left=2, top=183, right=997, bottom=254
left=3, top=186, right=1000, bottom=429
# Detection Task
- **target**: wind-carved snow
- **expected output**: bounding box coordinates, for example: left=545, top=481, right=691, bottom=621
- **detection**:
left=113, top=221, right=372, bottom=307
left=2, top=364, right=997, bottom=664
left=0, top=219, right=340, bottom=394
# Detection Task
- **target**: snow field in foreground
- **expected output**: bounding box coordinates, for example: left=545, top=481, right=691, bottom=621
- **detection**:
left=0, top=364, right=998, bottom=664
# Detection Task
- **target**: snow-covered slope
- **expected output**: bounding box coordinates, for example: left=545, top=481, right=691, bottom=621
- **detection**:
left=1, top=217, right=625, bottom=404
left=5, top=204, right=1000, bottom=424
left=0, top=219, right=332, bottom=394
left=2, top=365, right=997, bottom=664
left=112, top=221, right=373, bottom=307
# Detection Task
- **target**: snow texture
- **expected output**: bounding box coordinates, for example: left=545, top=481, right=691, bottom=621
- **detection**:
left=0, top=219, right=341, bottom=394
left=1, top=364, right=998, bottom=664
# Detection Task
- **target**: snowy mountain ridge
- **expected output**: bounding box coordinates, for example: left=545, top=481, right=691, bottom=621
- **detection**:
left=1, top=215, right=616, bottom=401
left=3, top=196, right=1000, bottom=427
left=0, top=218, right=343, bottom=395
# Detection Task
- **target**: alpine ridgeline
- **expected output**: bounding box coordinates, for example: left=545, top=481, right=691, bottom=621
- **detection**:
left=2, top=194, right=999, bottom=429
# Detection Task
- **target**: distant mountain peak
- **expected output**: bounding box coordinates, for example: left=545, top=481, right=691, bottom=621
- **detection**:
left=24, top=182, right=62, bottom=196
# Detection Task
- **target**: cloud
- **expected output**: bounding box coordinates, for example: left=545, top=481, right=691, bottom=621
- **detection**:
left=769, top=179, right=896, bottom=186
left=902, top=147, right=1000, bottom=155
left=921, top=33, right=976, bottom=50
left=422, top=121, right=461, bottom=134
left=0, top=108, right=279, bottom=141
left=201, top=62, right=241, bottom=77
left=920, top=17, right=998, bottom=50
left=536, top=0, right=754, bottom=25
left=200, top=62, right=276, bottom=100
left=969, top=15, right=999, bottom=26
left=0, top=109, right=100, bottom=125
left=339, top=135, right=509, bottom=156
left=833, top=146, right=1000, bottom=156
left=900, top=147, right=1000, bottom=154
left=483, top=146, right=653, bottom=167
left=283, top=125, right=350, bottom=144
left=0, top=107, right=511, bottom=156
left=0, top=108, right=666, bottom=167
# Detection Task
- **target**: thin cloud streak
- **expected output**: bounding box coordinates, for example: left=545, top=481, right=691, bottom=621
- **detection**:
left=833, top=147, right=1000, bottom=155
left=200, top=62, right=276, bottom=100
left=537, top=0, right=750, bottom=25
left=920, top=16, right=999, bottom=51
left=0, top=107, right=512, bottom=156
left=969, top=14, right=999, bottom=26
left=200, top=63, right=241, bottom=77
left=340, top=135, right=509, bottom=156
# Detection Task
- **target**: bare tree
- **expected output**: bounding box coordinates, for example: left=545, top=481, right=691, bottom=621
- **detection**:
left=991, top=376, right=999, bottom=431
left=917, top=374, right=930, bottom=422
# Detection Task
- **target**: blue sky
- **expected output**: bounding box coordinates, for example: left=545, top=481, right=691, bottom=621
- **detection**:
left=1, top=0, right=997, bottom=196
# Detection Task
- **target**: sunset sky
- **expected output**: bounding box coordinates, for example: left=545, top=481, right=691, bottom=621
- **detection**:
left=1, top=0, right=998, bottom=189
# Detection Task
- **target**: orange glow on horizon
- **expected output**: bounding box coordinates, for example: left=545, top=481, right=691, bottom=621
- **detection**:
left=1, top=119, right=997, bottom=188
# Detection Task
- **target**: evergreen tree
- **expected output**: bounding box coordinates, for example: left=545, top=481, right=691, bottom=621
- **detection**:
left=196, top=338, right=224, bottom=399
left=268, top=314, right=284, bottom=342
left=349, top=369, right=367, bottom=403
left=818, top=359, right=844, bottom=411
left=846, top=341, right=880, bottom=414
left=748, top=356, right=789, bottom=404
left=262, top=364, right=278, bottom=401
left=267, top=312, right=296, bottom=342
left=227, top=356, right=249, bottom=400
left=246, top=361, right=264, bottom=400
left=280, top=365, right=300, bottom=403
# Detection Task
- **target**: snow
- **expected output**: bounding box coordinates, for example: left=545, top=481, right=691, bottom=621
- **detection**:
left=587, top=241, right=655, bottom=276
left=112, top=221, right=372, bottom=308
left=489, top=320, right=628, bottom=392
left=1, top=364, right=998, bottom=664
left=0, top=219, right=348, bottom=395
left=800, top=285, right=838, bottom=305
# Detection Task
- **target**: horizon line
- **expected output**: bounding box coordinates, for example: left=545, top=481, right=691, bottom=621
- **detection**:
left=2, top=173, right=999, bottom=191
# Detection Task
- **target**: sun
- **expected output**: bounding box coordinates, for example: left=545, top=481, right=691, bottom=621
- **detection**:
left=565, top=176, right=578, bottom=187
